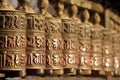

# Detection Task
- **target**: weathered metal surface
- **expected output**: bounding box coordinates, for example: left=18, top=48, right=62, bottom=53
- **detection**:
left=0, top=10, right=27, bottom=77
left=37, top=0, right=64, bottom=75
left=26, top=13, right=46, bottom=70
left=90, top=13, right=104, bottom=72
left=102, top=29, right=114, bottom=75
left=62, top=18, right=79, bottom=75
left=113, top=32, right=120, bottom=75
left=77, top=9, right=92, bottom=75
left=45, top=18, right=64, bottom=75
left=16, top=0, right=46, bottom=75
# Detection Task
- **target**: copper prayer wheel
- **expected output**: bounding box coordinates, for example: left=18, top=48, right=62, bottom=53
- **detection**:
left=90, top=26, right=103, bottom=74
left=90, top=13, right=104, bottom=75
left=0, top=10, right=27, bottom=77
left=78, top=24, right=91, bottom=75
left=77, top=10, right=92, bottom=75
left=16, top=0, right=46, bottom=76
left=45, top=18, right=64, bottom=76
left=113, top=32, right=120, bottom=75
left=102, top=29, right=114, bottom=75
left=62, top=19, right=79, bottom=76
left=26, top=13, right=46, bottom=75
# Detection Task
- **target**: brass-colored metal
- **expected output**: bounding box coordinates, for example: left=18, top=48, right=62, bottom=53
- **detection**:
left=38, top=0, right=64, bottom=75
left=61, top=4, right=79, bottom=76
left=26, top=13, right=46, bottom=75
left=0, top=0, right=27, bottom=77
left=113, top=32, right=120, bottom=75
left=62, top=19, right=79, bottom=76
left=17, top=0, right=46, bottom=76
left=78, top=9, right=92, bottom=75
left=102, top=28, right=114, bottom=76
left=90, top=12, right=104, bottom=75
left=45, top=18, right=64, bottom=75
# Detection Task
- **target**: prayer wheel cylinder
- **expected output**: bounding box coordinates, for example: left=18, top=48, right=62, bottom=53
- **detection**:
left=26, top=13, right=46, bottom=75
left=0, top=10, right=27, bottom=77
left=62, top=19, right=79, bottom=75
left=45, top=18, right=64, bottom=75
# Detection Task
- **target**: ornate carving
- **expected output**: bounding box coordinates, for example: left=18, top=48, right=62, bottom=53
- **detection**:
left=91, top=54, right=103, bottom=70
left=0, top=51, right=26, bottom=70
left=64, top=40, right=78, bottom=50
left=62, top=19, right=78, bottom=36
left=0, top=8, right=26, bottom=72
left=79, top=40, right=91, bottom=53
left=46, top=38, right=63, bottom=50
left=64, top=53, right=79, bottom=68
left=45, top=18, right=64, bottom=70
left=62, top=19, right=79, bottom=69
left=26, top=14, right=44, bottom=31
left=17, top=0, right=46, bottom=72
left=26, top=21, right=46, bottom=69
left=79, top=55, right=91, bottom=69
left=78, top=10, right=92, bottom=73
left=0, top=11, right=26, bottom=30
left=27, top=35, right=45, bottom=49
left=45, top=18, right=62, bottom=34
left=103, top=55, right=114, bottom=72
left=102, top=29, right=114, bottom=72
left=46, top=53, right=63, bottom=69
left=0, top=35, right=26, bottom=48
left=81, top=9, right=92, bottom=25
left=90, top=13, right=103, bottom=71
left=27, top=52, right=46, bottom=69
left=61, top=4, right=79, bottom=75
left=112, top=33, right=120, bottom=75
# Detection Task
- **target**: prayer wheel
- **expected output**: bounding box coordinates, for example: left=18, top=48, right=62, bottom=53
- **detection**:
left=17, top=0, right=46, bottom=75
left=45, top=18, right=64, bottom=76
left=102, top=29, right=114, bottom=75
left=0, top=0, right=27, bottom=77
left=78, top=9, right=92, bottom=75
left=90, top=13, right=104, bottom=75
